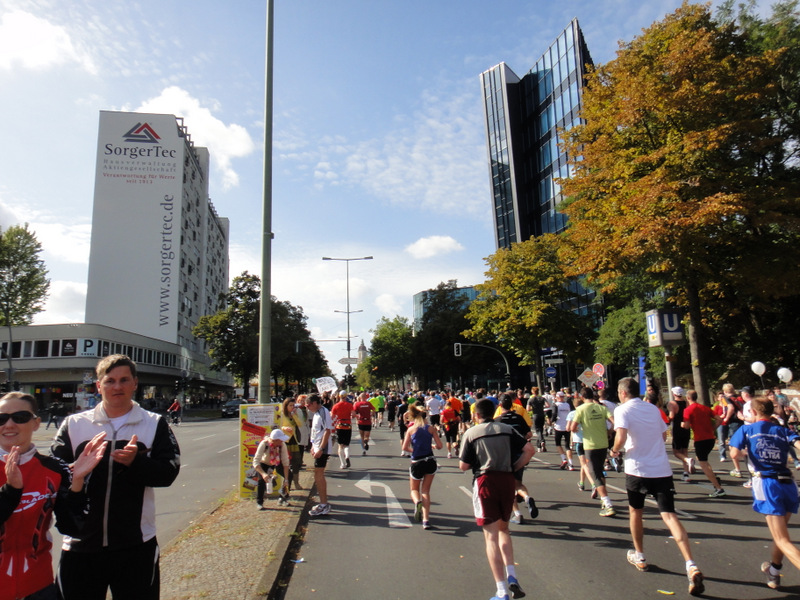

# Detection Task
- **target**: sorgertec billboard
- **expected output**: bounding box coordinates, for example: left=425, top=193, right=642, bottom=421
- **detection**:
left=86, top=111, right=183, bottom=343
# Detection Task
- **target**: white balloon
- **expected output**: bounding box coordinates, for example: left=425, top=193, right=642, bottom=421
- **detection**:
left=751, top=361, right=766, bottom=376
left=778, top=368, right=793, bottom=383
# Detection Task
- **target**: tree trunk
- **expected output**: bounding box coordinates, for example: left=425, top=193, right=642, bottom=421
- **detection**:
left=685, top=281, right=709, bottom=405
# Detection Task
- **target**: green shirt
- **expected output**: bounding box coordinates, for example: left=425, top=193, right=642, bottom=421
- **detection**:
left=573, top=402, right=612, bottom=450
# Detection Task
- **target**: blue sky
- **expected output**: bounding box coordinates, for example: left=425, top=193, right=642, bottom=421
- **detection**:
left=0, top=0, right=772, bottom=378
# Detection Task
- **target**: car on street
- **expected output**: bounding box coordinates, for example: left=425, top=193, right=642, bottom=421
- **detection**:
left=221, top=398, right=255, bottom=418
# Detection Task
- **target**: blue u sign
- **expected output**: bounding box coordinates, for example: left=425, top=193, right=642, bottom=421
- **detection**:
left=646, top=309, right=684, bottom=347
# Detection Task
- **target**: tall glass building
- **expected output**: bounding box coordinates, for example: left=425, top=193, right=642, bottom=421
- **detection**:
left=481, top=19, right=592, bottom=249
left=480, top=19, right=599, bottom=324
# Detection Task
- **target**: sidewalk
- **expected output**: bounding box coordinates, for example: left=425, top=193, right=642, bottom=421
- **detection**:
left=160, top=469, right=315, bottom=600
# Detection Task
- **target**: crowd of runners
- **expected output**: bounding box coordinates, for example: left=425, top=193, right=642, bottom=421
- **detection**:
left=258, top=380, right=800, bottom=599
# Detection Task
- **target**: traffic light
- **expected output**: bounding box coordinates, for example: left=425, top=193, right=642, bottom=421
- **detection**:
left=0, top=381, right=8, bottom=393
left=454, top=343, right=462, bottom=357
left=12, top=381, right=20, bottom=391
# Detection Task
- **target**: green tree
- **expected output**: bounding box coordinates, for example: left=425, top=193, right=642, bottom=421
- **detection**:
left=194, top=272, right=260, bottom=399
left=463, top=234, right=595, bottom=381
left=271, top=299, right=329, bottom=393
left=561, top=3, right=800, bottom=403
left=368, top=316, right=413, bottom=387
left=0, top=224, right=50, bottom=381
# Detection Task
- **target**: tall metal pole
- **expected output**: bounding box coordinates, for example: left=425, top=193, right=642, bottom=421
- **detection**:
left=322, top=256, right=373, bottom=391
left=257, top=0, right=274, bottom=403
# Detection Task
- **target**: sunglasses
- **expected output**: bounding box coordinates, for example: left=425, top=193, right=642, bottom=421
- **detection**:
left=0, top=411, right=37, bottom=425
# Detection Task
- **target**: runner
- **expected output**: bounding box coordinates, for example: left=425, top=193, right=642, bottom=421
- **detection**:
left=353, top=392, right=376, bottom=456
left=610, top=377, right=705, bottom=596
left=440, top=399, right=461, bottom=459
left=730, top=396, right=800, bottom=590
left=667, top=386, right=693, bottom=482
left=681, top=390, right=726, bottom=498
left=497, top=393, right=538, bottom=524
left=331, top=391, right=354, bottom=468
left=401, top=403, right=443, bottom=530
left=570, top=387, right=616, bottom=516
left=552, top=392, right=575, bottom=471
left=527, top=387, right=548, bottom=452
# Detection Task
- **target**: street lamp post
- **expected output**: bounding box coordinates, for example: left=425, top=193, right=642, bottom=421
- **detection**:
left=322, top=256, right=373, bottom=390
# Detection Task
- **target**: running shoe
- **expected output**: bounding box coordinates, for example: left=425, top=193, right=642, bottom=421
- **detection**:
left=687, top=457, right=696, bottom=474
left=599, top=504, right=617, bottom=517
left=627, top=549, right=648, bottom=572
left=719, top=456, right=727, bottom=462
left=708, top=488, right=727, bottom=498
left=309, top=503, right=330, bottom=517
left=761, top=561, right=781, bottom=589
left=510, top=514, right=523, bottom=524
left=591, top=486, right=598, bottom=500
left=526, top=496, right=539, bottom=519
left=447, top=452, right=452, bottom=459
left=795, top=461, right=800, bottom=471
left=730, top=469, right=743, bottom=478
left=568, top=464, right=576, bottom=471
left=687, top=565, right=705, bottom=596
left=346, top=457, right=351, bottom=468
left=559, top=460, right=568, bottom=470
left=489, top=595, right=509, bottom=600
left=507, top=575, right=526, bottom=599
left=422, top=520, right=432, bottom=530
left=681, top=472, right=691, bottom=483
left=743, top=480, right=753, bottom=488
left=364, top=442, right=369, bottom=451
left=362, top=450, right=367, bottom=456
left=256, top=503, right=266, bottom=511
left=414, top=501, right=423, bottom=522
left=577, top=481, right=585, bottom=491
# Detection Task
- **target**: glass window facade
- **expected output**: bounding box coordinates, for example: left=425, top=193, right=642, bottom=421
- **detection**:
left=480, top=19, right=600, bottom=323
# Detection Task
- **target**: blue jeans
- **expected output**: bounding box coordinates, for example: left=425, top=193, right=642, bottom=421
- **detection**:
left=716, top=423, right=729, bottom=459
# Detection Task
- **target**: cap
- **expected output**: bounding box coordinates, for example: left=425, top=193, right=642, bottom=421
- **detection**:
left=741, top=385, right=754, bottom=395
left=671, top=386, right=684, bottom=397
left=339, top=390, right=348, bottom=396
left=556, top=391, right=565, bottom=398
left=269, top=429, right=290, bottom=442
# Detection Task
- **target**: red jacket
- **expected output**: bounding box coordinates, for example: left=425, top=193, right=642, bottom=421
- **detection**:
left=0, top=446, right=87, bottom=600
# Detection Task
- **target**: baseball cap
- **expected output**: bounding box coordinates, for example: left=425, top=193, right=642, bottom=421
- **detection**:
left=269, top=429, right=290, bottom=442
left=671, top=386, right=684, bottom=397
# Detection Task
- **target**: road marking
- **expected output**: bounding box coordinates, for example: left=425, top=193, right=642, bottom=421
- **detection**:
left=193, top=435, right=216, bottom=441
left=459, top=485, right=472, bottom=498
left=355, top=475, right=412, bottom=528
left=218, top=444, right=238, bottom=454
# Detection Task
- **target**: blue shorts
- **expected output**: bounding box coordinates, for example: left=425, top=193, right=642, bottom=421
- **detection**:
left=752, top=477, right=800, bottom=516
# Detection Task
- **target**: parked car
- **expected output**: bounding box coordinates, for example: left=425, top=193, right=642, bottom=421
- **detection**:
left=221, top=398, right=254, bottom=418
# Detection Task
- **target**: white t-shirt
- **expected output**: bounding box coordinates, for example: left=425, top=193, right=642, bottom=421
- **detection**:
left=426, top=396, right=443, bottom=416
left=310, top=406, right=333, bottom=454
left=553, top=401, right=571, bottom=431
left=614, top=398, right=671, bottom=478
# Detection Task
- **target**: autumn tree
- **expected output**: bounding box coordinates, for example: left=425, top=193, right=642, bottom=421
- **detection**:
left=561, top=3, right=800, bottom=402
left=464, top=234, right=595, bottom=382
left=0, top=224, right=50, bottom=381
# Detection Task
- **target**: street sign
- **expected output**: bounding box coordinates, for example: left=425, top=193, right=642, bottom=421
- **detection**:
left=592, top=363, right=605, bottom=377
left=545, top=359, right=564, bottom=365
left=578, top=369, right=601, bottom=387
left=646, top=309, right=685, bottom=347
left=545, top=367, right=557, bottom=378
left=338, top=357, right=359, bottom=365
left=596, top=380, right=605, bottom=389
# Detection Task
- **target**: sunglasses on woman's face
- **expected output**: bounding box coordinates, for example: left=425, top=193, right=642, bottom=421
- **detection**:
left=0, top=411, right=37, bottom=425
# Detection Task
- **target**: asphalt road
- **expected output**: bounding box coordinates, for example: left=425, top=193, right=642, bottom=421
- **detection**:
left=284, top=425, right=800, bottom=600
left=32, top=416, right=240, bottom=568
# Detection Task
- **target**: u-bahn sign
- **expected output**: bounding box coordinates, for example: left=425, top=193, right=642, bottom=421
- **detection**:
left=646, top=309, right=685, bottom=347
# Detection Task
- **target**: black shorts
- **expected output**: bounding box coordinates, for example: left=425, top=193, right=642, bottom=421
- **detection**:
left=430, top=414, right=441, bottom=426
left=358, top=424, right=372, bottom=432
left=672, top=429, right=691, bottom=450
left=554, top=430, right=571, bottom=448
left=313, top=453, right=329, bottom=469
left=444, top=424, right=459, bottom=443
left=336, top=428, right=352, bottom=445
left=626, top=474, right=676, bottom=513
left=694, top=438, right=715, bottom=462
left=409, top=456, right=438, bottom=480
left=585, top=448, right=608, bottom=482
left=573, top=442, right=585, bottom=456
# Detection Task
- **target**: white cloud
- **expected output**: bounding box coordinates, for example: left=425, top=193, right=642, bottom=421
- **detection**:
left=135, top=86, right=257, bottom=190
left=375, top=293, right=403, bottom=318
left=33, top=280, right=86, bottom=325
left=0, top=10, right=96, bottom=73
left=405, top=235, right=464, bottom=259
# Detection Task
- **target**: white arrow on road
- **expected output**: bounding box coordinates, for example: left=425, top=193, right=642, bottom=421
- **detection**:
left=355, top=475, right=412, bottom=528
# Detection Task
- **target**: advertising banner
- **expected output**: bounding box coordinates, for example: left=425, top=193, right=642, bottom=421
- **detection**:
left=86, top=111, right=183, bottom=343
left=238, top=403, right=281, bottom=499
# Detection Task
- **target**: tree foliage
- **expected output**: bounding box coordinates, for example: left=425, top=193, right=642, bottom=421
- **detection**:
left=561, top=3, right=800, bottom=400
left=0, top=224, right=50, bottom=378
left=368, top=316, right=413, bottom=385
left=193, top=272, right=327, bottom=398
left=464, top=234, right=595, bottom=372
left=0, top=224, right=50, bottom=327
